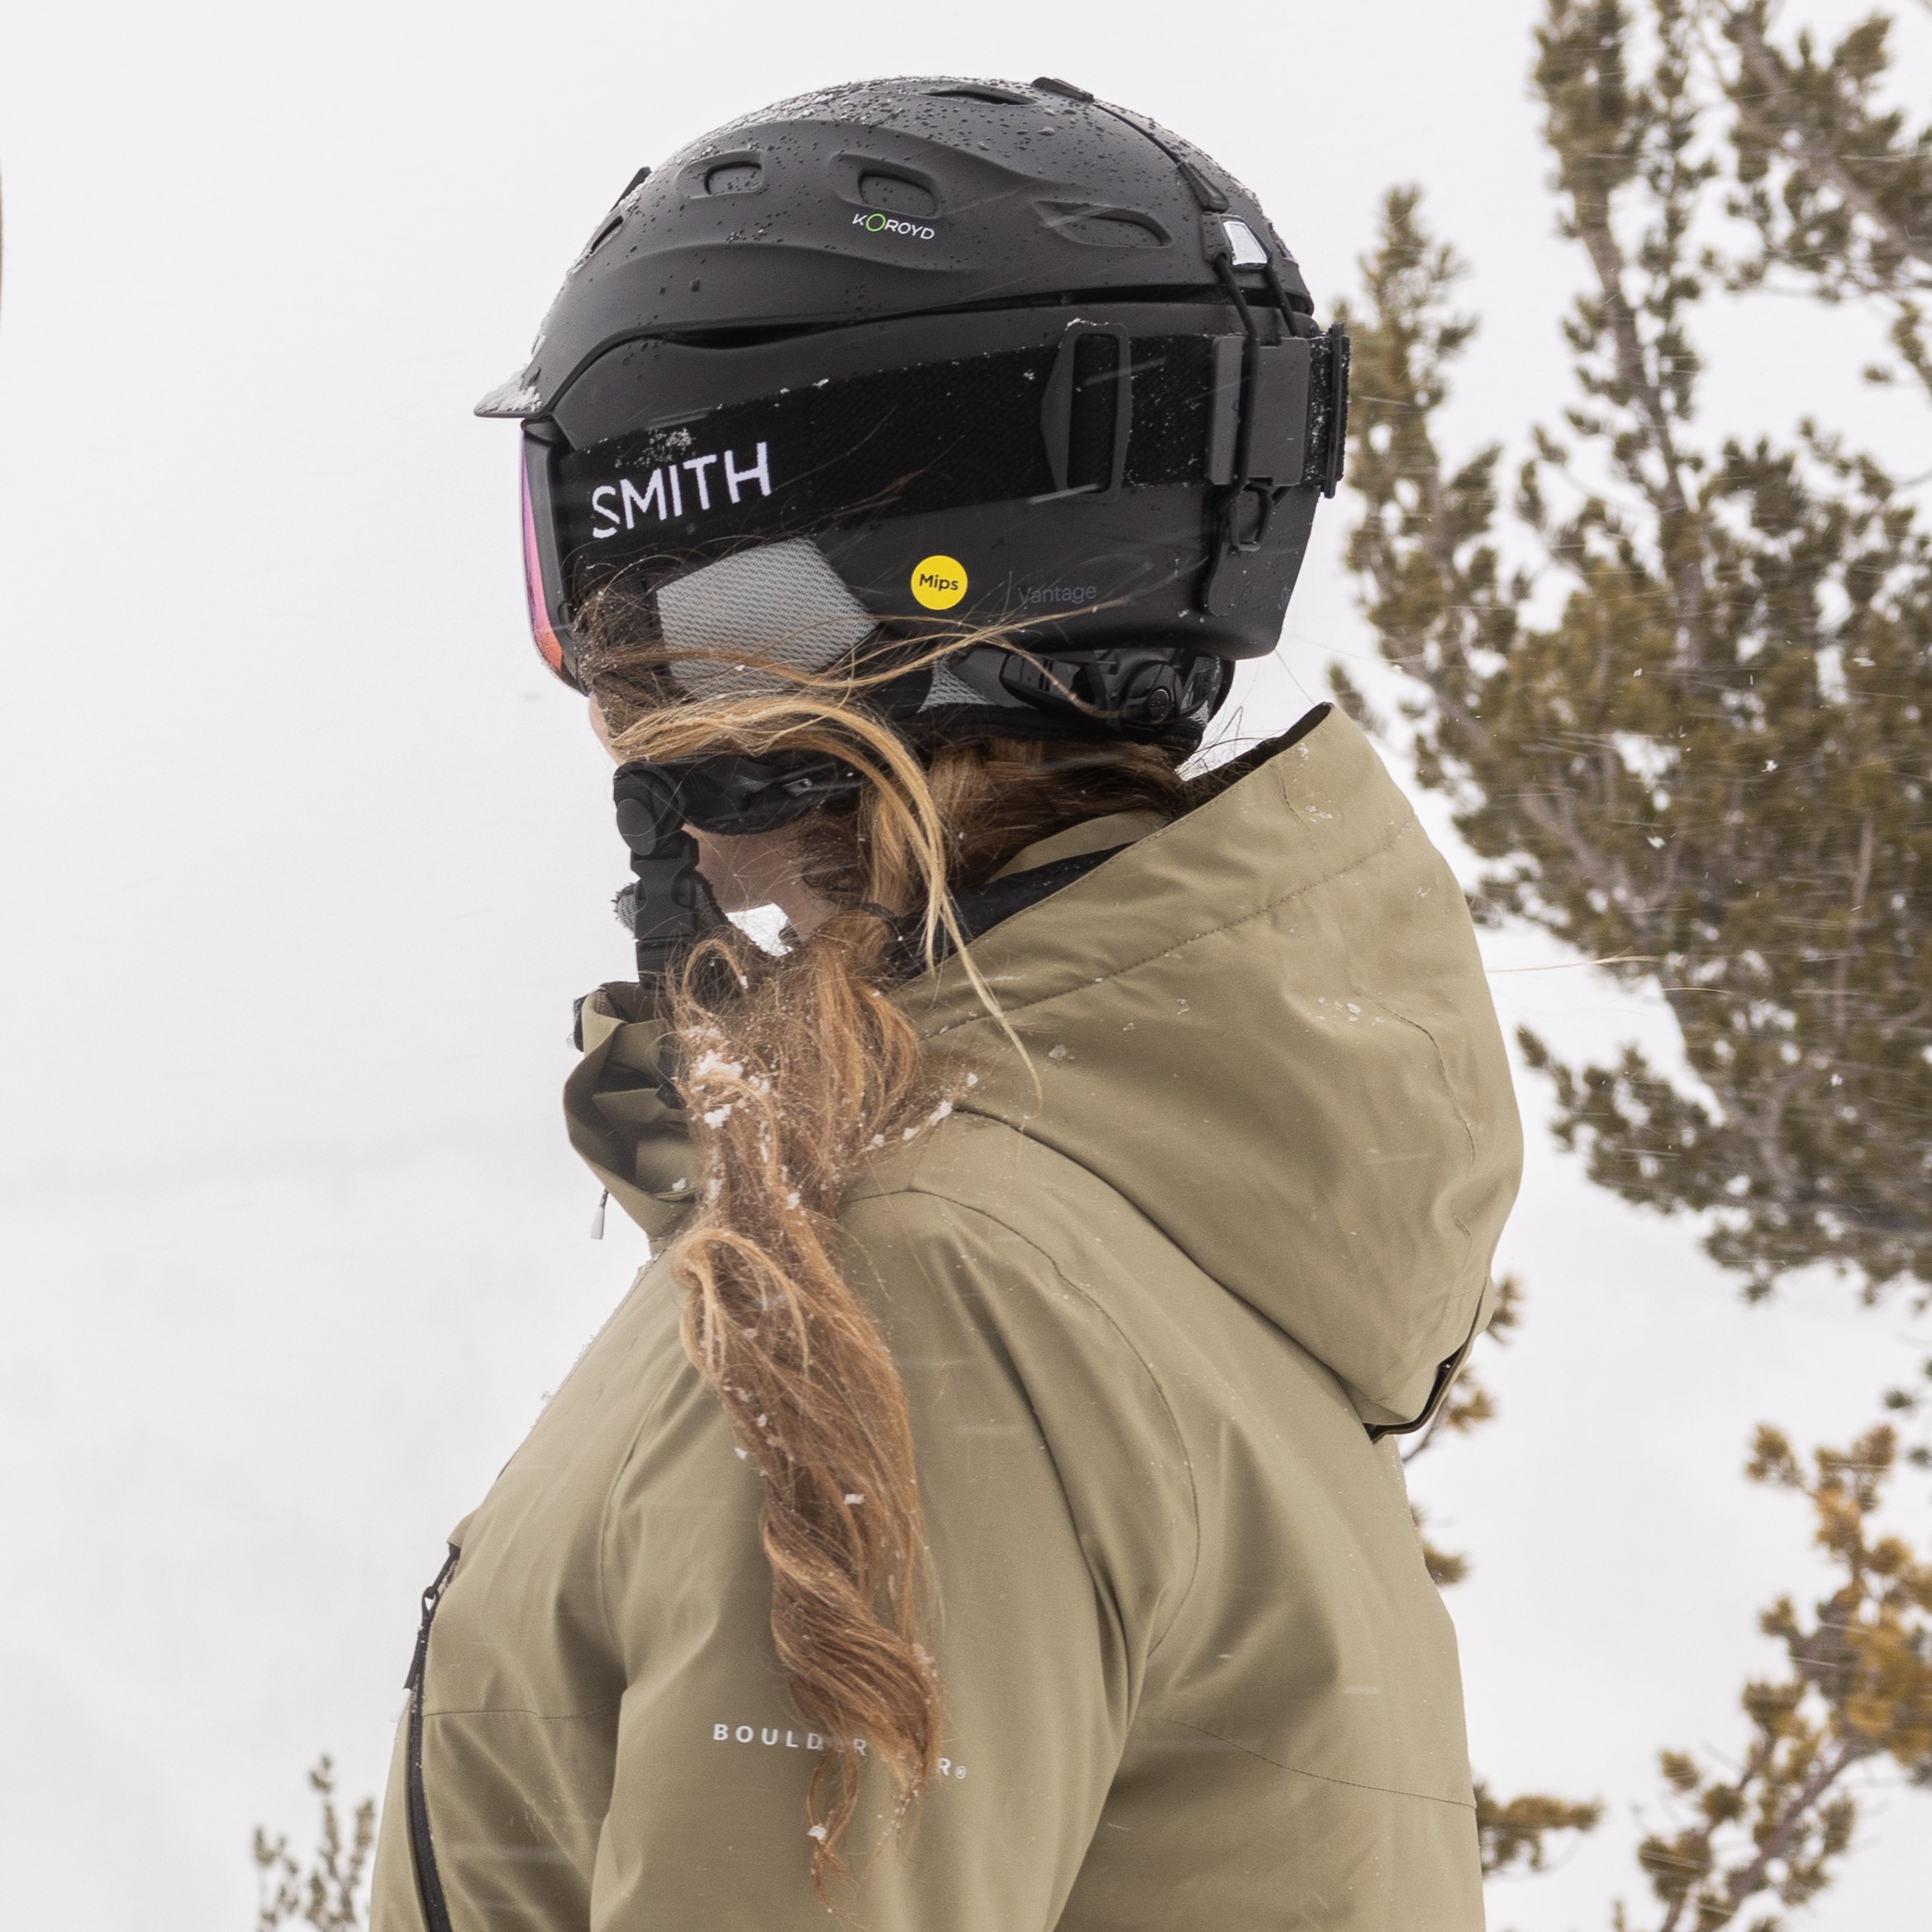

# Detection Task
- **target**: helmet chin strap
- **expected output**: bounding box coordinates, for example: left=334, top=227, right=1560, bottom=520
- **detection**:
left=610, top=750, right=864, bottom=988
left=611, top=763, right=725, bottom=988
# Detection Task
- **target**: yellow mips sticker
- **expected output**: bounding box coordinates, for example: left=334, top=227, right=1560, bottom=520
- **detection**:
left=910, top=555, right=968, bottom=611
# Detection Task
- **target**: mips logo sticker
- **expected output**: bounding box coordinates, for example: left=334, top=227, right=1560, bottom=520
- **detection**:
left=853, top=211, right=937, bottom=241
left=911, top=555, right=968, bottom=611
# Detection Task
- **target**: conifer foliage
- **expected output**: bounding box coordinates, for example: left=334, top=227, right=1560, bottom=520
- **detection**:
left=1716, top=1, right=1932, bottom=397
left=1344, top=0, right=1932, bottom=1303
left=1621, top=1427, right=1932, bottom=1930
left=1341, top=0, right=1932, bottom=1920
left=253, top=1757, right=374, bottom=1932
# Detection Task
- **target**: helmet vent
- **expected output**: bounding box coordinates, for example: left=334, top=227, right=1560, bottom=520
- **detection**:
left=927, top=83, right=1032, bottom=104
left=584, top=213, right=626, bottom=259
left=703, top=161, right=763, bottom=196
left=859, top=173, right=938, bottom=218
left=1039, top=203, right=1168, bottom=250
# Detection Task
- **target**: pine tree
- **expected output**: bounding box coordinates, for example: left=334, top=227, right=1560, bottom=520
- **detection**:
left=1338, top=1, right=1932, bottom=1918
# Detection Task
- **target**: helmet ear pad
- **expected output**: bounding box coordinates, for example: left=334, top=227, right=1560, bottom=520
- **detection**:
left=649, top=538, right=879, bottom=702
left=573, top=526, right=1238, bottom=756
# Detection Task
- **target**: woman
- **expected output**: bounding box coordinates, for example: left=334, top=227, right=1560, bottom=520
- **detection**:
left=371, top=77, right=1520, bottom=1931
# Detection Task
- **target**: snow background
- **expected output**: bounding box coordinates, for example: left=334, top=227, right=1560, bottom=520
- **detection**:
left=1, top=0, right=1926, bottom=1924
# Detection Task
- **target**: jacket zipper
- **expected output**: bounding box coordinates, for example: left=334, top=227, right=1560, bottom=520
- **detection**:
left=405, top=1544, right=461, bottom=1932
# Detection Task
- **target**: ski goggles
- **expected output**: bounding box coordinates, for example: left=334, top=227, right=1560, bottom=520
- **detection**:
left=511, top=302, right=1348, bottom=693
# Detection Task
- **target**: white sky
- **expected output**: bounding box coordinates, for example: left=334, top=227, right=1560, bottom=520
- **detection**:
left=2, top=2, right=1928, bottom=1925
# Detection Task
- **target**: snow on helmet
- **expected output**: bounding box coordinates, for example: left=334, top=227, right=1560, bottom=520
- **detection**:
left=480, top=75, right=1348, bottom=755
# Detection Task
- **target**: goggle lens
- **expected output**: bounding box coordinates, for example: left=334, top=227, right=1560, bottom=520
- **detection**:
left=520, top=454, right=578, bottom=689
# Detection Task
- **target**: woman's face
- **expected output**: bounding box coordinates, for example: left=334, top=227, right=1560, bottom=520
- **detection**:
left=588, top=696, right=833, bottom=932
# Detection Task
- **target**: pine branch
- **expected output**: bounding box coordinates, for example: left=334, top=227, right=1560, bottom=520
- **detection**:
left=254, top=1757, right=376, bottom=1932
left=1540, top=1, right=1720, bottom=665
left=1717, top=3, right=1932, bottom=287
left=1619, top=1425, right=1932, bottom=1930
left=1478, top=1782, right=1605, bottom=1875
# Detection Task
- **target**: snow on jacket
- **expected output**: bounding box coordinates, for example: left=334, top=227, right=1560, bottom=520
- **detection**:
left=368, top=705, right=1523, bottom=1931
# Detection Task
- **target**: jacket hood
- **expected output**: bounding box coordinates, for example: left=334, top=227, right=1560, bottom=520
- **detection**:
left=567, top=707, right=1521, bottom=1432
left=902, top=707, right=1521, bottom=1430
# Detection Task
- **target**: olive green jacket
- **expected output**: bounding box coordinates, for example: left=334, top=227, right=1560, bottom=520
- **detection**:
left=369, top=707, right=1521, bottom=1930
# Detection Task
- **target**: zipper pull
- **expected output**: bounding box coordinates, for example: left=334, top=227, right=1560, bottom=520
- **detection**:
left=404, top=1544, right=461, bottom=1691
left=589, top=1188, right=609, bottom=1240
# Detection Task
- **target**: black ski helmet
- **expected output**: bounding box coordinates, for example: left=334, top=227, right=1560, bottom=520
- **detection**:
left=480, top=75, right=1348, bottom=754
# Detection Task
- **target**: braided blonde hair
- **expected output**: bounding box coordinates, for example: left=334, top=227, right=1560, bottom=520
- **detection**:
left=586, top=600, right=1184, bottom=1887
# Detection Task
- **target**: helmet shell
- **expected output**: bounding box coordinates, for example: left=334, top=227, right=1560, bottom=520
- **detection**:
left=482, top=76, right=1311, bottom=416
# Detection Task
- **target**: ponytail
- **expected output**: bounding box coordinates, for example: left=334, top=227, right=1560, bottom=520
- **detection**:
left=592, top=624, right=1183, bottom=1888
